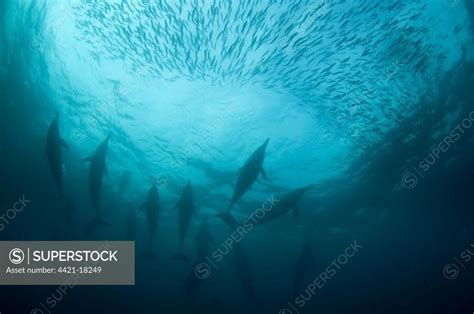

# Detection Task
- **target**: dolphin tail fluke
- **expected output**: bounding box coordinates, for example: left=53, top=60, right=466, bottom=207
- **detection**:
left=216, top=212, right=238, bottom=229
left=171, top=252, right=190, bottom=261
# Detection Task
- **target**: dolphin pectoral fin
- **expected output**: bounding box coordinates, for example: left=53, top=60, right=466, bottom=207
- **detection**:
left=82, top=156, right=93, bottom=162
left=260, top=167, right=268, bottom=180
left=61, top=138, right=70, bottom=150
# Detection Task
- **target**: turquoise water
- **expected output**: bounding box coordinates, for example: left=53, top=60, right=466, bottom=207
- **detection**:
left=1, top=0, right=474, bottom=313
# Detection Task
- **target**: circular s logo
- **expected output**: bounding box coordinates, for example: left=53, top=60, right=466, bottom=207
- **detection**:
left=443, top=263, right=460, bottom=280
left=194, top=263, right=211, bottom=279
left=9, top=248, right=25, bottom=264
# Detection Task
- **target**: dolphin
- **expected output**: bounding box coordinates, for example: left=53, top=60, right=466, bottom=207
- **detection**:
left=45, top=112, right=69, bottom=198
left=171, top=180, right=195, bottom=261
left=194, top=216, right=214, bottom=261
left=292, top=240, right=316, bottom=299
left=83, top=134, right=110, bottom=229
left=220, top=184, right=314, bottom=229
left=118, top=170, right=131, bottom=197
left=184, top=261, right=204, bottom=302
left=184, top=217, right=215, bottom=305
left=142, top=183, right=160, bottom=257
left=234, top=243, right=261, bottom=310
left=217, top=138, right=269, bottom=223
left=253, top=184, right=314, bottom=225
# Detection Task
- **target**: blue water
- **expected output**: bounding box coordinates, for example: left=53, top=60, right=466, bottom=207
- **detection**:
left=1, top=0, right=474, bottom=313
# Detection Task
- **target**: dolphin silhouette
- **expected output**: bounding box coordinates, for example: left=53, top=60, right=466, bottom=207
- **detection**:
left=83, top=134, right=110, bottom=230
left=172, top=180, right=195, bottom=261
left=45, top=112, right=69, bottom=198
left=220, top=184, right=314, bottom=229
left=142, top=183, right=160, bottom=258
left=255, top=184, right=314, bottom=225
left=184, top=217, right=214, bottom=303
left=217, top=138, right=269, bottom=224
left=194, top=216, right=214, bottom=261
left=118, top=170, right=131, bottom=197
left=292, top=239, right=316, bottom=299
left=184, top=261, right=204, bottom=302
left=234, top=243, right=262, bottom=311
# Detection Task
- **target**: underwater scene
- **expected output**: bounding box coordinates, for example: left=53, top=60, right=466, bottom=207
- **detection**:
left=1, top=0, right=474, bottom=313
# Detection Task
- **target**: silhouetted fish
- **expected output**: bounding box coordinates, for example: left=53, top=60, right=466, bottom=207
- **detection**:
left=171, top=180, right=195, bottom=261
